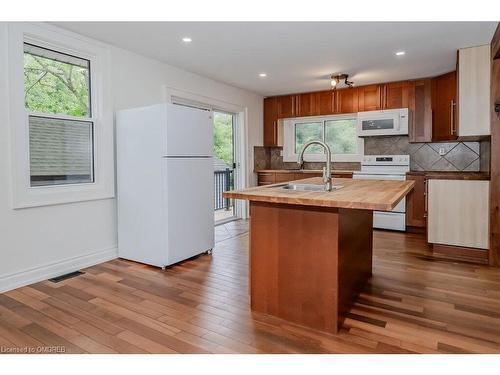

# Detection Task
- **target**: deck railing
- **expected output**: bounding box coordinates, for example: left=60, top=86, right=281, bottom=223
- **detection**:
left=214, top=169, right=233, bottom=211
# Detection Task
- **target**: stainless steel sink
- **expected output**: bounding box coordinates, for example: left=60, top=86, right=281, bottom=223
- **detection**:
left=279, top=183, right=343, bottom=192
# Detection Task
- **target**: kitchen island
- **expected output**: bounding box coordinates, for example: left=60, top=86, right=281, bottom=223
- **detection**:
left=224, top=177, right=414, bottom=334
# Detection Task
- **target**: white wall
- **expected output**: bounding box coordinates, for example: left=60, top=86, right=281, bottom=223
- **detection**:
left=110, top=44, right=263, bottom=185
left=0, top=22, right=263, bottom=292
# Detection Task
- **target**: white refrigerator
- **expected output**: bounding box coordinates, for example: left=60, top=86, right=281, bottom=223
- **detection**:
left=116, top=103, right=214, bottom=268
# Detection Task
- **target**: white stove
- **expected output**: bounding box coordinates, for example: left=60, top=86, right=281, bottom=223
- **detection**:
left=353, top=155, right=410, bottom=231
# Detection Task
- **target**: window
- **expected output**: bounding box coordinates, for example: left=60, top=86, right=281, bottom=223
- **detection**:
left=283, top=115, right=363, bottom=162
left=24, top=43, right=94, bottom=187
left=295, top=122, right=323, bottom=154
left=325, top=119, right=358, bottom=154
left=8, top=23, right=114, bottom=208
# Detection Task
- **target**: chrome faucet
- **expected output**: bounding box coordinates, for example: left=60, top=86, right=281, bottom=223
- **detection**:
left=297, top=140, right=333, bottom=191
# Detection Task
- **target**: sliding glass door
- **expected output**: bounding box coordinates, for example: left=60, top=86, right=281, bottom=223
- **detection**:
left=213, top=111, right=237, bottom=223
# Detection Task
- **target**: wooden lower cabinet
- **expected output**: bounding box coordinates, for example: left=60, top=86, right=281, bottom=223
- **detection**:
left=256, top=172, right=275, bottom=186
left=405, top=174, right=427, bottom=229
left=250, top=201, right=373, bottom=334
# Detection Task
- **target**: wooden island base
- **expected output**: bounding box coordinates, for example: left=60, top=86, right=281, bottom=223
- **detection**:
left=249, top=201, right=373, bottom=334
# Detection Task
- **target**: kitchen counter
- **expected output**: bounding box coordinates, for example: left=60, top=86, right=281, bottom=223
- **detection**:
left=225, top=177, right=414, bottom=211
left=224, top=177, right=414, bottom=334
left=407, top=171, right=490, bottom=180
left=255, top=169, right=354, bottom=174
left=256, top=169, right=354, bottom=186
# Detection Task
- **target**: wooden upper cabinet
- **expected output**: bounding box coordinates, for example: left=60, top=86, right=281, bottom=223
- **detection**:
left=335, top=87, right=359, bottom=114
left=431, top=71, right=457, bottom=141
left=263, top=97, right=279, bottom=146
left=357, top=84, right=382, bottom=112
left=277, top=95, right=297, bottom=119
left=383, top=81, right=411, bottom=109
left=296, top=93, right=316, bottom=117
left=263, top=78, right=443, bottom=143
left=315, top=90, right=335, bottom=115
left=409, top=79, right=433, bottom=143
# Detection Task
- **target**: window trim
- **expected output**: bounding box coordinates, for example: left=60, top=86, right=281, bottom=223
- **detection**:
left=7, top=23, right=114, bottom=208
left=283, top=113, right=364, bottom=163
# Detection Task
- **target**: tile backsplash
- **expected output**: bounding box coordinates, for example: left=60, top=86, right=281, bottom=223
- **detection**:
left=364, top=136, right=482, bottom=172
left=255, top=136, right=490, bottom=172
left=254, top=146, right=361, bottom=171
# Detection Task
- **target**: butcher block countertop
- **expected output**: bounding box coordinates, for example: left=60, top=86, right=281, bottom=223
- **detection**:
left=256, top=169, right=354, bottom=174
left=406, top=171, right=490, bottom=180
left=224, top=177, right=414, bottom=211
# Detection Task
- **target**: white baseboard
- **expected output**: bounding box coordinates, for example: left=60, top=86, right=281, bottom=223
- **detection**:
left=0, top=246, right=118, bottom=293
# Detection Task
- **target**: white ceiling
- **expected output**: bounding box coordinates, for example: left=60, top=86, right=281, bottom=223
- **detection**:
left=53, top=22, right=497, bottom=96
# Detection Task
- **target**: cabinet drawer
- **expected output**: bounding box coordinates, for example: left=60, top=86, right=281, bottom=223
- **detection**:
left=332, top=173, right=352, bottom=179
left=257, top=172, right=275, bottom=184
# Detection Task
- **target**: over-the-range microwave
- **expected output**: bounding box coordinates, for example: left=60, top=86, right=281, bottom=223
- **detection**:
left=357, top=108, right=409, bottom=136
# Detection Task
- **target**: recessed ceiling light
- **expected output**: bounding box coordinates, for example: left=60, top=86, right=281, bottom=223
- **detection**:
left=182, top=37, right=192, bottom=43
left=395, top=51, right=406, bottom=56
left=259, top=73, right=267, bottom=77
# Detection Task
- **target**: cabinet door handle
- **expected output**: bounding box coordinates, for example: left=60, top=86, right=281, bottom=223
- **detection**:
left=450, top=100, right=456, bottom=135
left=274, top=121, right=277, bottom=145
left=423, top=180, right=428, bottom=218
left=384, top=85, right=387, bottom=109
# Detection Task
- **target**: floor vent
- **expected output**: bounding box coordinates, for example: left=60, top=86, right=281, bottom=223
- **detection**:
left=49, top=270, right=85, bottom=283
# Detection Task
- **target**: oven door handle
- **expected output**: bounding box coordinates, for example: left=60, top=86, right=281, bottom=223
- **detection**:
left=353, top=174, right=406, bottom=180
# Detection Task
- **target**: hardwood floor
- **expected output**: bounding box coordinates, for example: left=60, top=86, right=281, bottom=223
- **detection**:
left=2, top=221, right=500, bottom=353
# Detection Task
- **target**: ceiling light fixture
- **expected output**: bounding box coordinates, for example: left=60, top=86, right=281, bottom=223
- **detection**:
left=395, top=51, right=405, bottom=56
left=259, top=73, right=267, bottom=77
left=330, top=74, right=354, bottom=90
left=182, top=37, right=192, bottom=43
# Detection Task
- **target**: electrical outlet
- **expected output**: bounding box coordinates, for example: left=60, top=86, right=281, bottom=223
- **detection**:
left=280, top=150, right=283, bottom=157
left=438, top=147, right=446, bottom=156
